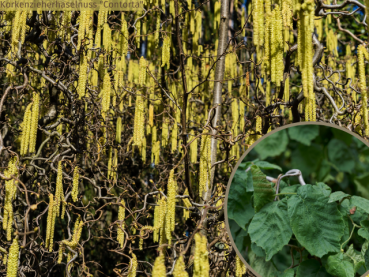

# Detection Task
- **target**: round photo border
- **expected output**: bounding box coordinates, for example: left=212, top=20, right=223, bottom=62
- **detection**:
left=224, top=121, right=369, bottom=277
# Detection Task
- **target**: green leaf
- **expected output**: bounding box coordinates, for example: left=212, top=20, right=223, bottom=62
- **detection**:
left=245, top=170, right=254, bottom=192
left=361, top=240, right=369, bottom=270
left=317, top=159, right=331, bottom=181
left=249, top=199, right=293, bottom=261
left=346, top=244, right=365, bottom=272
left=229, top=219, right=250, bottom=259
left=296, top=260, right=332, bottom=277
left=350, top=196, right=369, bottom=214
left=316, top=182, right=332, bottom=197
left=291, top=143, right=324, bottom=177
left=340, top=199, right=367, bottom=225
left=251, top=165, right=275, bottom=212
left=327, top=139, right=355, bottom=173
left=253, top=161, right=282, bottom=171
left=277, top=268, right=295, bottom=277
left=251, top=242, right=266, bottom=258
left=280, top=184, right=300, bottom=195
left=287, top=125, right=320, bottom=146
left=287, top=184, right=345, bottom=258
left=228, top=169, right=254, bottom=230
left=358, top=220, right=369, bottom=241
left=324, top=252, right=355, bottom=277
left=253, top=129, right=289, bottom=159
left=249, top=250, right=278, bottom=277
left=329, top=191, right=351, bottom=203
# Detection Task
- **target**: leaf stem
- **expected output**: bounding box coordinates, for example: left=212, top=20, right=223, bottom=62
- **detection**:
left=340, top=221, right=356, bottom=251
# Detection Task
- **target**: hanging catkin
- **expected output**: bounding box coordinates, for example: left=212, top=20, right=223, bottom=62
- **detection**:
left=358, top=45, right=369, bottom=135
left=139, top=56, right=147, bottom=86
left=199, top=130, right=211, bottom=197
left=20, top=103, right=32, bottom=155
left=173, top=255, right=188, bottom=277
left=182, top=188, right=192, bottom=220
left=133, top=94, right=145, bottom=147
left=161, top=36, right=171, bottom=69
left=152, top=252, right=166, bottom=277
left=72, top=167, right=79, bottom=202
left=127, top=253, right=137, bottom=277
left=3, top=157, right=18, bottom=241
left=6, top=237, right=19, bottom=277
left=165, top=170, right=176, bottom=245
left=55, top=161, right=64, bottom=218
left=235, top=255, right=247, bottom=277
left=117, top=199, right=125, bottom=248
left=77, top=52, right=88, bottom=99
left=193, top=233, right=209, bottom=277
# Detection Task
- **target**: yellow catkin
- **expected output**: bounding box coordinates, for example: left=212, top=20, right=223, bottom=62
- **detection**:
left=182, top=188, right=192, bottom=220
left=133, top=94, right=145, bottom=147
left=29, top=92, right=39, bottom=154
left=199, top=130, right=211, bottom=197
left=152, top=252, right=166, bottom=277
left=194, top=233, right=209, bottom=277
left=3, top=157, right=18, bottom=241
left=6, top=237, right=19, bottom=277
left=55, top=161, right=64, bottom=217
left=161, top=36, right=171, bottom=69
left=127, top=253, right=137, bottom=277
left=358, top=45, right=369, bottom=135
left=72, top=166, right=79, bottom=202
left=117, top=199, right=126, bottom=248
left=256, top=116, right=262, bottom=140
left=190, top=129, right=197, bottom=164
left=101, top=73, right=112, bottom=116
left=58, top=243, right=65, bottom=263
left=139, top=56, right=147, bottom=86
left=77, top=53, right=88, bottom=99
left=62, top=217, right=84, bottom=270
left=173, top=255, right=188, bottom=277
left=116, top=117, right=122, bottom=143
left=235, top=255, right=247, bottom=277
left=165, top=170, right=176, bottom=245
left=20, top=103, right=33, bottom=155
left=45, top=194, right=54, bottom=249
left=121, top=15, right=128, bottom=56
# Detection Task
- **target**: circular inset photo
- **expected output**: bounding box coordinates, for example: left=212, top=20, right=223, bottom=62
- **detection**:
left=225, top=123, right=369, bottom=277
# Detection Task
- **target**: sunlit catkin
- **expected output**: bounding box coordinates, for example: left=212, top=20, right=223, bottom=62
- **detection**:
left=55, top=161, right=64, bottom=217
left=117, top=199, right=125, bottom=248
left=194, top=233, right=209, bottom=277
left=101, top=73, right=112, bottom=116
left=20, top=103, right=33, bottom=155
left=165, top=170, right=176, bottom=245
left=139, top=56, right=147, bottom=86
left=133, top=94, right=145, bottom=148
left=235, top=255, right=247, bottom=277
left=152, top=252, right=166, bottom=277
left=161, top=36, right=171, bottom=69
left=29, top=92, right=39, bottom=154
left=256, top=116, right=262, bottom=139
left=3, top=157, right=18, bottom=240
left=45, top=193, right=55, bottom=249
left=358, top=44, right=369, bottom=135
left=77, top=53, right=88, bottom=99
left=127, top=253, right=137, bottom=277
left=182, top=188, right=192, bottom=220
left=72, top=166, right=79, bottom=202
left=173, top=255, right=188, bottom=277
left=6, top=237, right=19, bottom=277
left=199, top=130, right=211, bottom=197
